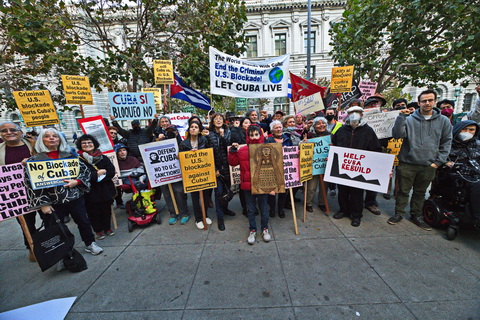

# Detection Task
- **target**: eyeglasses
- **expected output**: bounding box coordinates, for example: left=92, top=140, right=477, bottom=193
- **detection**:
left=420, top=99, right=436, bottom=104
left=0, top=128, right=20, bottom=133
left=81, top=141, right=93, bottom=145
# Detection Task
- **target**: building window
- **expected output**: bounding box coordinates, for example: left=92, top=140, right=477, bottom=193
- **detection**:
left=436, top=87, right=444, bottom=101
left=10, top=113, right=21, bottom=127
left=273, top=97, right=288, bottom=114
left=304, top=31, right=316, bottom=54
left=463, top=93, right=475, bottom=112
left=275, top=33, right=287, bottom=55
left=246, top=35, right=258, bottom=58
left=74, top=110, right=82, bottom=131
left=305, top=65, right=316, bottom=80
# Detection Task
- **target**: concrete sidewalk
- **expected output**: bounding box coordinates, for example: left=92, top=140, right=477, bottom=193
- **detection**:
left=1, top=191, right=479, bottom=319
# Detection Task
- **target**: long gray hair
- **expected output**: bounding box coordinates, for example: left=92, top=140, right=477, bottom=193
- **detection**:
left=310, top=117, right=328, bottom=133
left=35, top=128, right=71, bottom=153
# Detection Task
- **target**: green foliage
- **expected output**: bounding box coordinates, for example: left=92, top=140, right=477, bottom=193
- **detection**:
left=330, top=0, right=480, bottom=93
left=381, top=86, right=413, bottom=110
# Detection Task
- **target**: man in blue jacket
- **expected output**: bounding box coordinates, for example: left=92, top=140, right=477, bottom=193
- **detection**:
left=389, top=89, right=452, bottom=230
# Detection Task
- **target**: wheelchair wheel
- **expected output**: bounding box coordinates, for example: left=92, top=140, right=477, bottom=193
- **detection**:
left=128, top=219, right=135, bottom=233
left=154, top=213, right=161, bottom=224
left=423, top=199, right=443, bottom=227
left=446, top=226, right=458, bottom=241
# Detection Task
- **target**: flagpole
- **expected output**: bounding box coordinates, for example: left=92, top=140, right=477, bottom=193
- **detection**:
left=306, top=0, right=312, bottom=80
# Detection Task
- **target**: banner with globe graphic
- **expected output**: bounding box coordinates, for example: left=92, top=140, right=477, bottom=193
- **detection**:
left=209, top=46, right=290, bottom=98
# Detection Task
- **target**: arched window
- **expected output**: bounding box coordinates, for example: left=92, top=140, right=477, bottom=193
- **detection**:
left=10, top=113, right=21, bottom=127
left=74, top=110, right=82, bottom=131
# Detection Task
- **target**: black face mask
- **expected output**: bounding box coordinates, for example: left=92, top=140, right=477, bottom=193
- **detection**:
left=325, top=114, right=335, bottom=121
left=166, top=131, right=176, bottom=139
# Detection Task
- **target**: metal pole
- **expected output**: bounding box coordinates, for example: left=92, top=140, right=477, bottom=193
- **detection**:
left=306, top=0, right=312, bottom=80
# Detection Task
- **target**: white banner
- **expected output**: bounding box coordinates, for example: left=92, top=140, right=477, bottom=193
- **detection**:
left=109, top=92, right=155, bottom=120
left=139, top=140, right=182, bottom=188
left=362, top=110, right=400, bottom=139
left=209, top=46, right=290, bottom=98
left=324, top=146, right=394, bottom=193
left=294, top=92, right=325, bottom=116
left=165, top=112, right=191, bottom=140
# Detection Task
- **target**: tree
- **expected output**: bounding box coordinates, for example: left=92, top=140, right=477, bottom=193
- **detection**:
left=329, top=0, right=480, bottom=93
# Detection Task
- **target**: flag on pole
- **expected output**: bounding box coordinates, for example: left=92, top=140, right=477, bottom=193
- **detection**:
left=289, top=72, right=326, bottom=102
left=171, top=73, right=211, bottom=110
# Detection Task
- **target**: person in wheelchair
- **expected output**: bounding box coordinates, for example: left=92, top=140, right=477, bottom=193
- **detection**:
left=443, top=120, right=480, bottom=230
left=115, top=143, right=148, bottom=191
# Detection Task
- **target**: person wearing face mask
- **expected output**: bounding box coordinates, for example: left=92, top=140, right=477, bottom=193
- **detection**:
left=331, top=106, right=382, bottom=227
left=325, top=107, right=342, bottom=134
left=445, top=120, right=480, bottom=230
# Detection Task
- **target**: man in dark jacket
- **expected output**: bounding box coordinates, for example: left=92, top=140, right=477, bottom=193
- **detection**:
left=331, top=106, right=382, bottom=227
left=110, top=116, right=155, bottom=160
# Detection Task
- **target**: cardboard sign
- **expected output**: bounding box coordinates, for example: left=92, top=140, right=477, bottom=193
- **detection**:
left=0, top=163, right=30, bottom=221
left=228, top=144, right=245, bottom=185
left=142, top=88, right=163, bottom=112
left=283, top=146, right=302, bottom=189
left=294, top=92, right=325, bottom=116
left=324, top=146, right=394, bottom=193
left=77, top=116, right=114, bottom=153
left=139, top=140, right=182, bottom=188
left=13, top=90, right=59, bottom=127
left=26, top=158, right=80, bottom=190
left=249, top=143, right=285, bottom=194
left=61, top=75, right=93, bottom=105
left=386, top=138, right=403, bottom=166
left=179, top=148, right=217, bottom=193
left=104, top=151, right=121, bottom=187
left=358, top=80, right=377, bottom=101
left=362, top=110, right=400, bottom=139
left=109, top=92, right=156, bottom=120
left=153, top=60, right=174, bottom=84
left=330, top=66, right=354, bottom=93
left=210, top=46, right=290, bottom=98
left=309, top=136, right=331, bottom=175
left=299, top=143, right=314, bottom=182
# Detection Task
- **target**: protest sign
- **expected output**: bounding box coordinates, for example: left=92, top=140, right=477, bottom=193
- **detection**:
left=249, top=143, right=285, bottom=194
left=283, top=146, right=302, bottom=189
left=228, top=145, right=245, bottom=185
left=103, top=151, right=121, bottom=186
left=139, top=140, right=182, bottom=188
left=142, top=88, right=163, bottom=112
left=358, top=80, right=377, bottom=101
left=165, top=113, right=191, bottom=139
left=324, top=146, right=394, bottom=193
left=13, top=90, right=59, bottom=127
left=323, top=79, right=362, bottom=110
left=26, top=158, right=80, bottom=190
left=299, top=143, right=314, bottom=182
left=108, top=92, right=155, bottom=120
left=362, top=110, right=400, bottom=139
left=210, top=46, right=290, bottom=98
left=309, top=136, right=331, bottom=175
left=77, top=116, right=114, bottom=152
left=0, top=163, right=30, bottom=221
left=61, top=75, right=93, bottom=105
left=236, top=98, right=248, bottom=112
left=330, top=66, right=354, bottom=93
left=294, top=92, right=325, bottom=116
left=153, top=60, right=174, bottom=84
left=179, top=148, right=216, bottom=193
left=386, top=138, right=403, bottom=166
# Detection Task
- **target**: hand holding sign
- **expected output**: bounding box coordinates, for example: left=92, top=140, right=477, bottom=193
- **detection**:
left=63, top=179, right=78, bottom=188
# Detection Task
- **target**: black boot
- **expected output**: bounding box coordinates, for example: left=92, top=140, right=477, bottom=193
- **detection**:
left=269, top=209, right=275, bottom=218
left=278, top=211, right=285, bottom=218
left=217, top=218, right=225, bottom=231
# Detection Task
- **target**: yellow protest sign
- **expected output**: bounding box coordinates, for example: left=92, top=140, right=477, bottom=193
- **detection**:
left=386, top=138, right=403, bottom=166
left=299, top=143, right=314, bottom=182
left=26, top=158, right=80, bottom=190
left=61, top=75, right=93, bottom=105
left=179, top=148, right=217, bottom=193
left=330, top=66, right=354, bottom=93
left=13, top=90, right=59, bottom=127
left=142, top=88, right=163, bottom=112
left=153, top=60, right=174, bottom=84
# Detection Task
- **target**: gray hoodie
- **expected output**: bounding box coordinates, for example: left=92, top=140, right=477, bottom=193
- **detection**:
left=392, top=108, right=452, bottom=166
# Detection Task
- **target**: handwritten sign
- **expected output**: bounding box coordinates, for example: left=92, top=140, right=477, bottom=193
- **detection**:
left=294, top=92, right=325, bottom=116
left=153, top=60, right=174, bottom=84
left=139, top=140, right=182, bottom=188
left=362, top=110, right=400, bottom=139
left=324, top=146, right=394, bottom=193
left=104, top=151, right=121, bottom=187
left=386, top=138, right=403, bottom=166
left=0, top=163, right=30, bottom=221
left=283, top=146, right=302, bottom=189
left=309, top=136, right=331, bottom=175
left=228, top=145, right=245, bottom=185
left=179, top=148, right=216, bottom=193
left=299, top=143, right=314, bottom=182
left=358, top=80, right=377, bottom=101
left=13, top=90, right=59, bottom=127
left=108, top=92, right=155, bottom=120
left=26, top=158, right=80, bottom=190
left=61, top=75, right=93, bottom=105
left=330, top=66, right=354, bottom=93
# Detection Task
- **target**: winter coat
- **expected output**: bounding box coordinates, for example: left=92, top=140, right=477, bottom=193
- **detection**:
left=230, top=127, right=246, bottom=145
left=82, top=155, right=117, bottom=204
left=448, top=120, right=480, bottom=177
left=331, top=122, right=382, bottom=152
left=207, top=129, right=231, bottom=177
left=113, top=121, right=155, bottom=158
left=265, top=134, right=293, bottom=147
left=392, top=108, right=452, bottom=166
left=179, top=134, right=210, bottom=152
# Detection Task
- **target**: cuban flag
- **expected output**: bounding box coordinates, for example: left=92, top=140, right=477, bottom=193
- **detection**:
left=170, top=73, right=211, bottom=110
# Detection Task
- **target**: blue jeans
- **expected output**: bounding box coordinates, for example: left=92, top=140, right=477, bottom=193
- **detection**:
left=244, top=190, right=269, bottom=232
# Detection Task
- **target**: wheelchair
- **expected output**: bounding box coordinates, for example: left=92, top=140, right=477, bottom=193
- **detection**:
left=423, top=162, right=477, bottom=240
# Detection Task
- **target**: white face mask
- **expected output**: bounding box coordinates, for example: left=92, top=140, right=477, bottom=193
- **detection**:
left=458, top=131, right=474, bottom=141
left=348, top=112, right=362, bottom=121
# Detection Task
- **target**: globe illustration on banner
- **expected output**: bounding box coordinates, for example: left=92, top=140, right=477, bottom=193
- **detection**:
left=269, top=67, right=283, bottom=83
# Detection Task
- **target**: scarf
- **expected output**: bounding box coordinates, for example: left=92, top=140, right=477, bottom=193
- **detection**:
left=78, top=149, right=103, bottom=166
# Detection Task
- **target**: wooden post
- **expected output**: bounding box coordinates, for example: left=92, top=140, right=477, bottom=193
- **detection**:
left=303, top=181, right=308, bottom=223
left=199, top=190, right=208, bottom=230
left=290, top=189, right=299, bottom=235
left=168, top=183, right=179, bottom=215
left=18, top=215, right=35, bottom=259
left=111, top=206, right=118, bottom=230
left=319, top=175, right=330, bottom=215
left=163, top=84, right=167, bottom=113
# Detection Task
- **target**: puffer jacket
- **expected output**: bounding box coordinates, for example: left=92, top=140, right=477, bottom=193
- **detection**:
left=179, top=134, right=210, bottom=152
left=208, top=129, right=231, bottom=177
left=448, top=120, right=480, bottom=177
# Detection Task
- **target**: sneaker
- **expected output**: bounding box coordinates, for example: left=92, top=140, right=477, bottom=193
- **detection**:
left=262, top=228, right=271, bottom=242
left=410, top=215, right=432, bottom=231
left=329, top=190, right=336, bottom=197
left=85, top=242, right=103, bottom=255
left=365, top=205, right=381, bottom=215
left=205, top=217, right=212, bottom=225
left=169, top=217, right=178, bottom=225
left=56, top=260, right=66, bottom=272
left=247, top=230, right=256, bottom=245
left=96, top=232, right=105, bottom=240
left=180, top=216, right=190, bottom=225
left=387, top=214, right=403, bottom=225
left=106, top=229, right=115, bottom=236
left=196, top=221, right=205, bottom=229
left=117, top=204, right=126, bottom=209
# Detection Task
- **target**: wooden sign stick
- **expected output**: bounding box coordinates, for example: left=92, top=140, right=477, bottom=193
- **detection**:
left=319, top=175, right=330, bottom=215
left=168, top=183, right=179, bottom=215
left=303, top=181, right=308, bottom=223
left=290, top=190, right=299, bottom=235
left=111, top=206, right=118, bottom=229
left=199, top=190, right=208, bottom=230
